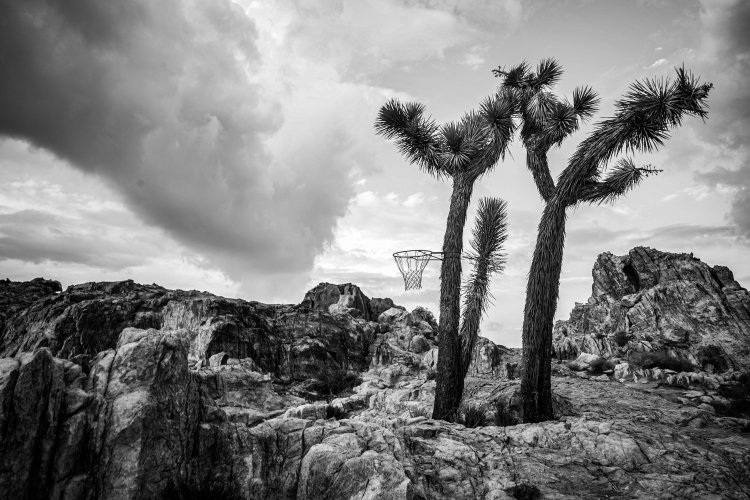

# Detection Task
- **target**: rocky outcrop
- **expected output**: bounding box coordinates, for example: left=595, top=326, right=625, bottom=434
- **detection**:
left=300, top=282, right=402, bottom=322
left=0, top=277, right=61, bottom=337
left=0, top=279, right=196, bottom=360
left=466, top=336, right=520, bottom=379
left=2, top=276, right=750, bottom=499
left=370, top=297, right=404, bottom=319
left=300, top=282, right=369, bottom=319
left=0, top=279, right=383, bottom=383
left=554, top=247, right=750, bottom=371
left=3, top=326, right=749, bottom=499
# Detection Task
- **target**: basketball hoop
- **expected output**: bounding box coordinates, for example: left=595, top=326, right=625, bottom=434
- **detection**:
left=393, top=250, right=475, bottom=290
left=393, top=250, right=433, bottom=290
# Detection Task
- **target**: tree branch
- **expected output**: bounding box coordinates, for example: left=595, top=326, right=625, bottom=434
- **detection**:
left=575, top=159, right=662, bottom=205
left=374, top=98, right=443, bottom=178
left=526, top=148, right=555, bottom=202
left=555, top=66, right=711, bottom=206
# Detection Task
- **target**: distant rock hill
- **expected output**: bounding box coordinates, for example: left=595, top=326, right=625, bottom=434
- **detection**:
left=0, top=275, right=749, bottom=499
left=554, top=246, right=750, bottom=372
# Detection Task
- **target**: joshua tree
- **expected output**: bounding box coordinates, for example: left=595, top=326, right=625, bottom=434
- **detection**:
left=494, top=60, right=712, bottom=422
left=375, top=93, right=515, bottom=420
left=459, top=197, right=508, bottom=388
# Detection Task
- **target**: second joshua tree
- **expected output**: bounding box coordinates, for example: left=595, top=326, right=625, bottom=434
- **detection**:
left=494, top=60, right=712, bottom=422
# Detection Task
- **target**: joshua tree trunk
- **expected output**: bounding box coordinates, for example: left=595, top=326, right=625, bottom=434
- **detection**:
left=433, top=174, right=473, bottom=421
left=520, top=200, right=567, bottom=422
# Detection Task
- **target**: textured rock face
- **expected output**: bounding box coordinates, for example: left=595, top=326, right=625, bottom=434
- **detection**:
left=301, top=282, right=371, bottom=319
left=554, top=247, right=750, bottom=371
left=0, top=279, right=381, bottom=382
left=2, top=276, right=749, bottom=499
left=300, top=282, right=403, bottom=323
left=0, top=280, right=194, bottom=359
left=466, top=337, right=520, bottom=379
left=0, top=329, right=198, bottom=499
left=3, top=326, right=749, bottom=500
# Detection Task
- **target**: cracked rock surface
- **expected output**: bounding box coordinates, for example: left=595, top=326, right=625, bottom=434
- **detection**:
left=0, top=277, right=748, bottom=499
left=553, top=246, right=750, bottom=372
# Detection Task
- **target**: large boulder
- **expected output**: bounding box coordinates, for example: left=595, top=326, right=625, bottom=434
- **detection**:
left=554, top=247, right=750, bottom=371
left=0, top=277, right=61, bottom=333
left=300, top=282, right=373, bottom=320
left=370, top=297, right=404, bottom=319
left=466, top=336, right=520, bottom=379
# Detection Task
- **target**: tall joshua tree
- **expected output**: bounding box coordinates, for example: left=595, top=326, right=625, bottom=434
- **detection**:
left=494, top=60, right=712, bottom=422
left=375, top=93, right=515, bottom=420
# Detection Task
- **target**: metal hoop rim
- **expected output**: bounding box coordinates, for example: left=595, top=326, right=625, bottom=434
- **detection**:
left=392, top=249, right=478, bottom=261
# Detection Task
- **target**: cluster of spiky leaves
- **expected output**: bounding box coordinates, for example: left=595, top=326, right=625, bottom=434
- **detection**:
left=494, top=59, right=712, bottom=208
left=459, top=197, right=508, bottom=377
left=494, top=58, right=600, bottom=151
left=374, top=93, right=516, bottom=180
left=558, top=65, right=712, bottom=205
left=578, top=159, right=662, bottom=205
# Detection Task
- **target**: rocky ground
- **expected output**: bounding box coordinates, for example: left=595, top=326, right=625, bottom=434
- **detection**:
left=1, top=257, right=750, bottom=499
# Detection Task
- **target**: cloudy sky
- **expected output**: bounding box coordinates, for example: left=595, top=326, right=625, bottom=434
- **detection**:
left=1, top=0, right=748, bottom=347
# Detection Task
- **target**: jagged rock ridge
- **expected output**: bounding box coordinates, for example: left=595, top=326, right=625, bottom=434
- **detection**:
left=554, top=246, right=750, bottom=371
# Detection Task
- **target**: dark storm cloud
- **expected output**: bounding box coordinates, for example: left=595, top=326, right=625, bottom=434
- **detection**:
left=692, top=0, right=750, bottom=238
left=0, top=0, right=356, bottom=286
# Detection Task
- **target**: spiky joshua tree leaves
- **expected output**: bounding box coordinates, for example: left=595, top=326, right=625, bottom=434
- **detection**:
left=459, top=198, right=508, bottom=386
left=494, top=59, right=712, bottom=422
left=375, top=94, right=514, bottom=421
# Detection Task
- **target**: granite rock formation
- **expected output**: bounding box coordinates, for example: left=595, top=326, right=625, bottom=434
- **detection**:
left=300, top=282, right=400, bottom=321
left=0, top=279, right=383, bottom=383
left=553, top=247, right=750, bottom=372
left=1, top=277, right=749, bottom=499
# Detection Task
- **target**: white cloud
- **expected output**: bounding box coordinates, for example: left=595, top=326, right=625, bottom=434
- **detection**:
left=461, top=45, right=489, bottom=69
left=646, top=58, right=668, bottom=68
left=403, top=193, right=425, bottom=207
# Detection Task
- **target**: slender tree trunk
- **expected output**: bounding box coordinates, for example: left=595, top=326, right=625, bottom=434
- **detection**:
left=432, top=174, right=473, bottom=421
left=526, top=149, right=554, bottom=202
left=520, top=200, right=567, bottom=423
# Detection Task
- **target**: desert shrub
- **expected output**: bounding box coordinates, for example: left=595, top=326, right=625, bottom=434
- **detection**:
left=585, top=357, right=617, bottom=375
left=629, top=350, right=693, bottom=372
left=459, top=404, right=487, bottom=428
left=408, top=406, right=432, bottom=418
left=308, top=368, right=362, bottom=401
left=505, top=483, right=541, bottom=500
left=493, top=399, right=519, bottom=427
left=587, top=357, right=606, bottom=374
left=612, top=330, right=629, bottom=347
